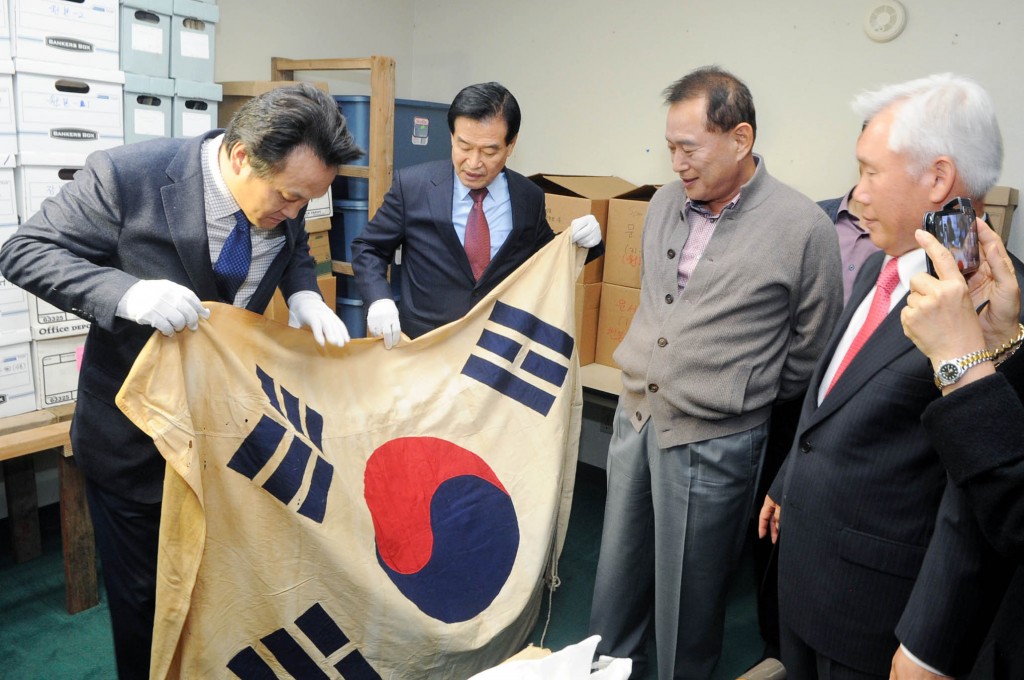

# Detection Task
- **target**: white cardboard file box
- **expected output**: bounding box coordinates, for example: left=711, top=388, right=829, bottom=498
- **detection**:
left=0, top=337, right=35, bottom=417
left=14, top=153, right=83, bottom=223
left=120, top=0, right=172, bottom=78
left=170, top=0, right=218, bottom=82
left=0, top=166, right=17, bottom=224
left=0, top=225, right=30, bottom=338
left=0, top=59, right=16, bottom=164
left=173, top=78, right=220, bottom=138
left=10, top=0, right=120, bottom=70
left=14, top=60, right=124, bottom=158
left=31, top=333, right=84, bottom=410
left=124, top=73, right=173, bottom=143
left=0, top=0, right=11, bottom=62
left=27, top=295, right=91, bottom=340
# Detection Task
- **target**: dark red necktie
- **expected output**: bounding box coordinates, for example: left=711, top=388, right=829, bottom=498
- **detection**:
left=826, top=256, right=901, bottom=394
left=465, top=188, right=490, bottom=280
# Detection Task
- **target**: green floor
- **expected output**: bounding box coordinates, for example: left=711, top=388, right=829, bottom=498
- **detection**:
left=0, top=463, right=764, bottom=679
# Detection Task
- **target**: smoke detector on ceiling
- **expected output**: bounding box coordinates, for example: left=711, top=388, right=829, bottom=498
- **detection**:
left=864, top=0, right=907, bottom=42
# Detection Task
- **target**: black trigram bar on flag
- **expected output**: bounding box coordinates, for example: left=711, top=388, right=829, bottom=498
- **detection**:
left=227, top=603, right=381, bottom=679
left=226, top=367, right=334, bottom=523
left=461, top=301, right=574, bottom=416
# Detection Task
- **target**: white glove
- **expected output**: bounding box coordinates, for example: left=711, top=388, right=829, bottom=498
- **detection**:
left=287, top=290, right=350, bottom=347
left=366, top=298, right=401, bottom=349
left=570, top=214, right=602, bottom=248
left=115, top=279, right=210, bottom=336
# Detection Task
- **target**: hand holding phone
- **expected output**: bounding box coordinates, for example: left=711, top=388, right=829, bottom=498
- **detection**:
left=922, top=196, right=980, bottom=277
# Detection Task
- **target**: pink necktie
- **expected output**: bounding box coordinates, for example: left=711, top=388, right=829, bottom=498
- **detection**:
left=465, top=188, right=490, bottom=280
left=826, top=257, right=901, bottom=394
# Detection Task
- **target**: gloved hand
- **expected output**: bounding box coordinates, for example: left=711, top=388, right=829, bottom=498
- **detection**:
left=570, top=214, right=602, bottom=248
left=287, top=290, right=350, bottom=347
left=366, top=298, right=402, bottom=349
left=115, top=279, right=210, bottom=336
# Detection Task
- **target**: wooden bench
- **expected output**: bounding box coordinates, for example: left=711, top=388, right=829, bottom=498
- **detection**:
left=1, top=407, right=99, bottom=614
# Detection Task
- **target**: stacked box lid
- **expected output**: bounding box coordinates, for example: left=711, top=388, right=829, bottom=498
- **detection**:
left=121, top=0, right=173, bottom=78
left=170, top=0, right=218, bottom=82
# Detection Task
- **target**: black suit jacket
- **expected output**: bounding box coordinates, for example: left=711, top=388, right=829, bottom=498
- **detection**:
left=352, top=160, right=591, bottom=339
left=770, top=250, right=1023, bottom=675
left=0, top=131, right=319, bottom=502
left=923, top=349, right=1024, bottom=561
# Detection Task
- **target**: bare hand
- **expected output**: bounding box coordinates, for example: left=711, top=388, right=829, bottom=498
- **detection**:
left=758, top=495, right=781, bottom=544
left=964, top=220, right=1020, bottom=348
left=890, top=646, right=951, bottom=680
left=902, top=221, right=1019, bottom=366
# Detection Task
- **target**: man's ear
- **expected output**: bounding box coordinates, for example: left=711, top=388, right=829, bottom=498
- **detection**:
left=731, top=123, right=754, bottom=157
left=228, top=143, right=250, bottom=175
left=927, top=155, right=957, bottom=204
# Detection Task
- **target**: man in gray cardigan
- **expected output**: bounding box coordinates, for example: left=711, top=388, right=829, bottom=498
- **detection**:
left=588, top=66, right=842, bottom=679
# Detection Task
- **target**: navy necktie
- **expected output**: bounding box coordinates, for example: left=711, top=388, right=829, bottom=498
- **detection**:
left=214, top=209, right=252, bottom=304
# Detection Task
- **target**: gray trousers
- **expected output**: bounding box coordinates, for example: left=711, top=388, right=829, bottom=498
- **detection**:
left=589, top=403, right=768, bottom=680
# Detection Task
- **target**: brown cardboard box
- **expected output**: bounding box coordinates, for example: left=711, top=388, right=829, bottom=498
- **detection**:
left=307, top=231, right=332, bottom=276
left=217, top=80, right=329, bottom=127
left=530, top=174, right=637, bottom=284
left=605, top=185, right=659, bottom=288
left=305, top=217, right=332, bottom=234
left=984, top=185, right=1018, bottom=244
left=264, top=274, right=336, bottom=323
left=596, top=283, right=640, bottom=368
left=575, top=282, right=601, bottom=366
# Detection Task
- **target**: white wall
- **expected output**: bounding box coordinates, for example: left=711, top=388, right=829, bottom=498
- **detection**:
left=214, top=0, right=417, bottom=97
left=216, top=0, right=1024, bottom=256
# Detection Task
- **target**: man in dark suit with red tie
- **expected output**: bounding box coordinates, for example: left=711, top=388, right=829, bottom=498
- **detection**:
left=759, top=73, right=1024, bottom=679
left=351, top=81, right=602, bottom=347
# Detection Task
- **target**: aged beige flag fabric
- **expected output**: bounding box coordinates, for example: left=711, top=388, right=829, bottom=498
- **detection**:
left=116, top=230, right=585, bottom=679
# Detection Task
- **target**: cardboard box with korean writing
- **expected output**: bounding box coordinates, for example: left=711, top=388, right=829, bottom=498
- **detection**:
left=529, top=174, right=636, bottom=284
left=605, top=185, right=659, bottom=288
left=596, top=283, right=640, bottom=369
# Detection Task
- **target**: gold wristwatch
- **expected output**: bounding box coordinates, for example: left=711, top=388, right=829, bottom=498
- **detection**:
left=933, top=349, right=994, bottom=389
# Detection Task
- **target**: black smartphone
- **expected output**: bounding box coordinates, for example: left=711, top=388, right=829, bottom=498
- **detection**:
left=922, top=196, right=980, bottom=277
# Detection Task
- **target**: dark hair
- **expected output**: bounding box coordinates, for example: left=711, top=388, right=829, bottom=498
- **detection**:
left=447, top=82, right=521, bottom=144
left=222, top=83, right=364, bottom=177
left=663, top=66, right=757, bottom=141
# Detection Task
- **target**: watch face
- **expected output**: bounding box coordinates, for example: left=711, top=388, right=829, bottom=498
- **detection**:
left=938, top=362, right=961, bottom=384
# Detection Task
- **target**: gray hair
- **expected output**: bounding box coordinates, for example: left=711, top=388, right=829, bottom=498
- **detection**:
left=851, top=73, right=1002, bottom=199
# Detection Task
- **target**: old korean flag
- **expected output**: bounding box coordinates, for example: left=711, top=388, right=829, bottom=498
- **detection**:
left=116, top=230, right=585, bottom=679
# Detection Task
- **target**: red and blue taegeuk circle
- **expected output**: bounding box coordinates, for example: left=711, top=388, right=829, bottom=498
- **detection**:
left=363, top=437, right=520, bottom=623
